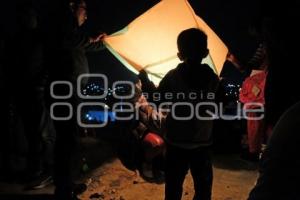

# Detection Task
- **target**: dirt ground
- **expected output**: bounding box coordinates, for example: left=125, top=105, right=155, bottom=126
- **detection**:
left=0, top=137, right=258, bottom=200
left=78, top=156, right=258, bottom=200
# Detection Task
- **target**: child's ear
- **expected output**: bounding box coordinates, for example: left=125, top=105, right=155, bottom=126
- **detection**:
left=177, top=52, right=183, bottom=61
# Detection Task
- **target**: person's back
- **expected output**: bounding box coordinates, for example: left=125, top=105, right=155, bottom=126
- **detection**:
left=248, top=101, right=300, bottom=200
left=159, top=62, right=218, bottom=148
left=158, top=28, right=219, bottom=200
left=158, top=28, right=219, bottom=149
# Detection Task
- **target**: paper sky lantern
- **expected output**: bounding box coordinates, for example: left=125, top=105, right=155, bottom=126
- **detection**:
left=104, top=0, right=228, bottom=85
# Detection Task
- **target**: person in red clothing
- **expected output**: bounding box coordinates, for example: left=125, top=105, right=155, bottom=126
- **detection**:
left=239, top=70, right=271, bottom=160
left=132, top=80, right=166, bottom=182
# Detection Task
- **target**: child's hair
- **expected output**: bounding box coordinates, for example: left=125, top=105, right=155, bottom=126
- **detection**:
left=177, top=28, right=208, bottom=61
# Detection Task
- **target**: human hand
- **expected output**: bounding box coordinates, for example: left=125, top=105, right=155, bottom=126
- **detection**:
left=89, top=32, right=107, bottom=43
left=96, top=32, right=107, bottom=41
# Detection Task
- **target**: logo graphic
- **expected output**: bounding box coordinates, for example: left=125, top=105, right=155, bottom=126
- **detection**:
left=50, top=73, right=265, bottom=128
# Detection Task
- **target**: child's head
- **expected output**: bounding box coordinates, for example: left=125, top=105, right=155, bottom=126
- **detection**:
left=177, top=28, right=209, bottom=63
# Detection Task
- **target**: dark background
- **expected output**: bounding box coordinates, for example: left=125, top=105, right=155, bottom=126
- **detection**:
left=0, top=0, right=266, bottom=82
left=1, top=0, right=296, bottom=83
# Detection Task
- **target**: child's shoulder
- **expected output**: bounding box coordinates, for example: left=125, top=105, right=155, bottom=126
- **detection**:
left=162, top=64, right=182, bottom=80
left=158, top=64, right=183, bottom=89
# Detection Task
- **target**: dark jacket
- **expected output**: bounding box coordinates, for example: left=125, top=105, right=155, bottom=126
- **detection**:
left=248, top=101, right=300, bottom=200
left=157, top=62, right=219, bottom=149
left=49, top=15, right=105, bottom=85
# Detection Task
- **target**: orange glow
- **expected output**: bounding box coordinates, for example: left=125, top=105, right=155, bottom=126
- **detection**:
left=104, top=0, right=228, bottom=85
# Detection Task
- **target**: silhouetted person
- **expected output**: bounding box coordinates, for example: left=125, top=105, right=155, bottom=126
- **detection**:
left=248, top=101, right=300, bottom=200
left=47, top=0, right=106, bottom=199
left=157, top=28, right=219, bottom=200
left=2, top=3, right=48, bottom=183
left=248, top=2, right=300, bottom=199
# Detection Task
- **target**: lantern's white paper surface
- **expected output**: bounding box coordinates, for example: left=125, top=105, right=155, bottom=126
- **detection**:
left=104, top=0, right=228, bottom=85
